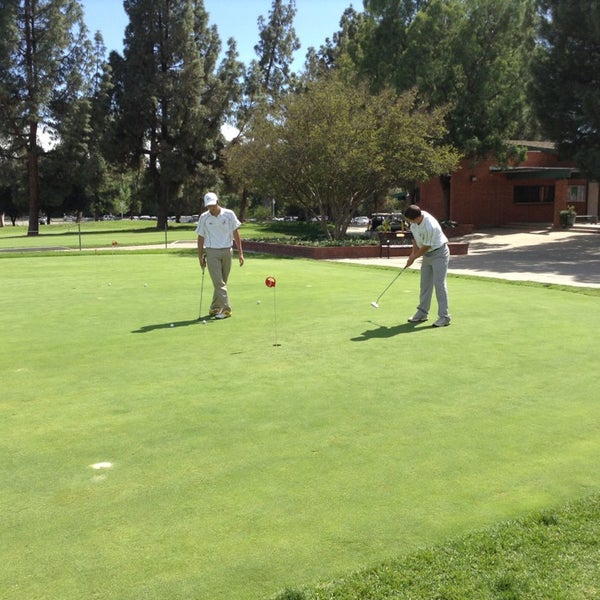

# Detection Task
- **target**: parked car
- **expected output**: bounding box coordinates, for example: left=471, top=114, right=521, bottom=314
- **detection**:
left=370, top=212, right=407, bottom=232
left=351, top=216, right=370, bottom=227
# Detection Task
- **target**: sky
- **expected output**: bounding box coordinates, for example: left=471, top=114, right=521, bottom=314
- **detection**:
left=80, top=0, right=359, bottom=71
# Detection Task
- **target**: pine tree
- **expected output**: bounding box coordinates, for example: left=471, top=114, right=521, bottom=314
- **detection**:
left=532, top=0, right=600, bottom=179
left=115, top=0, right=243, bottom=229
left=232, top=0, right=299, bottom=220
left=339, top=0, right=537, bottom=160
left=0, top=0, right=93, bottom=235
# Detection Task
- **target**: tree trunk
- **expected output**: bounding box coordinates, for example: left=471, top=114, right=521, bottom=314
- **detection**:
left=27, top=123, right=40, bottom=236
left=440, top=174, right=451, bottom=221
left=238, top=187, right=249, bottom=222
left=157, top=181, right=169, bottom=231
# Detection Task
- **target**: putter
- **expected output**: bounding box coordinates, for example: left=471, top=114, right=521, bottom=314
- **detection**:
left=370, top=266, right=407, bottom=308
left=198, top=263, right=205, bottom=320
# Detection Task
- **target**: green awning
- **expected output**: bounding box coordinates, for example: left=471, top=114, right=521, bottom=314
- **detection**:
left=489, top=166, right=580, bottom=180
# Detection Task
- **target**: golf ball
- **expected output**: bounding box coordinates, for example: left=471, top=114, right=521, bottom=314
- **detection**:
left=202, top=320, right=207, bottom=324
left=170, top=323, right=174, bottom=327
left=256, top=300, right=261, bottom=304
left=144, top=283, right=148, bottom=287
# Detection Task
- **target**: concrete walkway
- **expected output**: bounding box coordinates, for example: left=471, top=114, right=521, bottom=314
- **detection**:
left=336, top=225, right=600, bottom=288
left=5, top=223, right=598, bottom=288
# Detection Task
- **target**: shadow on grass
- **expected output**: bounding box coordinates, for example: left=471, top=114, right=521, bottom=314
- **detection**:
left=132, top=316, right=212, bottom=333
left=351, top=320, right=431, bottom=341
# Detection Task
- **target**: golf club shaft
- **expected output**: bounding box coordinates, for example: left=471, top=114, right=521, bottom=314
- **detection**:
left=375, top=267, right=406, bottom=303
left=199, top=265, right=205, bottom=318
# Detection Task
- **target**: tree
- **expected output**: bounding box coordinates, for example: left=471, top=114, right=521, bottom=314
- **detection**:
left=114, top=0, right=243, bottom=230
left=531, top=0, right=600, bottom=179
left=231, top=0, right=299, bottom=220
left=35, top=31, right=123, bottom=221
left=341, top=0, right=537, bottom=160
left=303, top=7, right=368, bottom=79
left=359, top=0, right=429, bottom=91
left=340, top=0, right=536, bottom=219
left=252, top=0, right=300, bottom=100
left=226, top=73, right=460, bottom=239
left=0, top=0, right=93, bottom=235
left=0, top=158, right=26, bottom=226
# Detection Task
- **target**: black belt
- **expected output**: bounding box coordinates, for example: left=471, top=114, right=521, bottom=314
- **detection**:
left=426, top=243, right=448, bottom=254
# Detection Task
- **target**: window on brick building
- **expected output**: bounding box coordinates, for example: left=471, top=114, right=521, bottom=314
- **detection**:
left=568, top=185, right=586, bottom=202
left=514, top=185, right=555, bottom=204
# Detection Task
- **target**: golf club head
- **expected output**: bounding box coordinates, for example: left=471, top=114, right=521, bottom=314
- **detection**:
left=370, top=301, right=379, bottom=309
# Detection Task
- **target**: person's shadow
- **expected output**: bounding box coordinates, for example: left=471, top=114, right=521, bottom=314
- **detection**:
left=351, top=320, right=430, bottom=341
left=132, top=316, right=210, bottom=333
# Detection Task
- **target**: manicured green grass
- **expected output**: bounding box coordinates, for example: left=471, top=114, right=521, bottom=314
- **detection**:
left=275, top=495, right=600, bottom=599
left=0, top=220, right=198, bottom=250
left=1, top=251, right=598, bottom=599
left=0, top=219, right=332, bottom=251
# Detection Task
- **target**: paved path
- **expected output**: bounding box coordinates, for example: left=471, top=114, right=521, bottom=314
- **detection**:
left=337, top=225, right=600, bottom=288
left=99, top=225, right=600, bottom=288
left=4, top=224, right=598, bottom=288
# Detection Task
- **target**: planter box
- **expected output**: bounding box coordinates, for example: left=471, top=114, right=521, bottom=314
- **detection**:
left=559, top=213, right=576, bottom=228
left=243, top=240, right=469, bottom=259
left=442, top=223, right=475, bottom=237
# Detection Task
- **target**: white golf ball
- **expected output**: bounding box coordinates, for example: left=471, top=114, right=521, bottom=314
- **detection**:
left=256, top=300, right=261, bottom=304
left=170, top=323, right=174, bottom=327
left=144, top=283, right=148, bottom=287
left=202, top=320, right=207, bottom=324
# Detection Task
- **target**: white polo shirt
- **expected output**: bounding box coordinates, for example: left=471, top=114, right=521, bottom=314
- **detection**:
left=409, top=211, right=448, bottom=251
left=195, top=208, right=241, bottom=249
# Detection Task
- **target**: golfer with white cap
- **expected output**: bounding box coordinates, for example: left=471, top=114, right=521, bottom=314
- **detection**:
left=195, top=192, right=244, bottom=319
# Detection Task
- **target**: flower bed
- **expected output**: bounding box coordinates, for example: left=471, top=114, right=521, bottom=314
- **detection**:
left=243, top=240, right=469, bottom=259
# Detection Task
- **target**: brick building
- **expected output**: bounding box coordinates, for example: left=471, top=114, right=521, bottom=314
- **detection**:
left=418, top=141, right=598, bottom=228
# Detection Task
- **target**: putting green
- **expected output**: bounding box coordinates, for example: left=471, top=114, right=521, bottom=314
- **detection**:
left=1, top=252, right=598, bottom=599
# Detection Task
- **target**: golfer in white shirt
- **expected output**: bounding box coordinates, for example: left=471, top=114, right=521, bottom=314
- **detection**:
left=195, top=192, right=244, bottom=319
left=404, top=204, right=451, bottom=327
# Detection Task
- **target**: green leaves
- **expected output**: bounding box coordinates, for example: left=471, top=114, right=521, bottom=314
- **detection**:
left=116, top=0, right=243, bottom=227
left=227, top=74, right=460, bottom=239
left=532, top=0, right=600, bottom=179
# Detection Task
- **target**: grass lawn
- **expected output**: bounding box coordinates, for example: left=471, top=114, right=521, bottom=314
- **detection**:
left=0, top=220, right=201, bottom=251
left=0, top=219, right=340, bottom=252
left=282, top=494, right=600, bottom=599
left=1, top=249, right=599, bottom=599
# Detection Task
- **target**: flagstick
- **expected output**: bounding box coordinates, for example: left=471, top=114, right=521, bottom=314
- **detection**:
left=272, top=284, right=280, bottom=346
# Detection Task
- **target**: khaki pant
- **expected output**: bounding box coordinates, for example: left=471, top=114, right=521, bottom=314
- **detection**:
left=418, top=244, right=450, bottom=319
left=205, top=247, right=233, bottom=312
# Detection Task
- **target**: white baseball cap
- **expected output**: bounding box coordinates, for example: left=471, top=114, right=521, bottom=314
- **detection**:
left=204, top=192, right=218, bottom=206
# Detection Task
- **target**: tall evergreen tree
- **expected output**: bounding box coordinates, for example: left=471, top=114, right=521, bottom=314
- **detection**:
left=304, top=7, right=367, bottom=79
left=412, top=0, right=537, bottom=158
left=253, top=0, right=300, bottom=99
left=345, top=0, right=537, bottom=160
left=532, top=0, right=600, bottom=179
left=359, top=0, right=428, bottom=90
left=231, top=0, right=299, bottom=219
left=0, top=0, right=93, bottom=235
left=240, top=0, right=299, bottom=117
left=338, top=0, right=537, bottom=218
left=115, top=0, right=242, bottom=229
left=41, top=32, right=115, bottom=221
